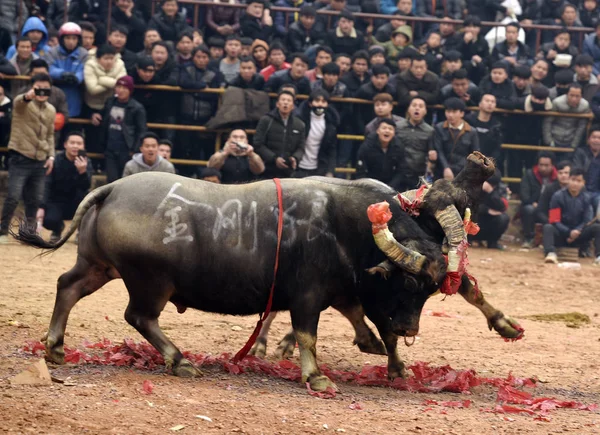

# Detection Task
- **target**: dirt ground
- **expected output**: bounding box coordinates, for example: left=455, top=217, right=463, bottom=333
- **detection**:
left=1, top=237, right=599, bottom=434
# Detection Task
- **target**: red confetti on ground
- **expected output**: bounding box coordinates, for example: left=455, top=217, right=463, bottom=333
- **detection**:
left=348, top=402, right=364, bottom=410
left=306, top=382, right=337, bottom=399
left=22, top=339, right=598, bottom=420
left=423, top=310, right=462, bottom=319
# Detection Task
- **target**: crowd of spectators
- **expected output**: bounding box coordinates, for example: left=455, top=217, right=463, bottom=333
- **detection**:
left=0, top=0, right=599, bottom=263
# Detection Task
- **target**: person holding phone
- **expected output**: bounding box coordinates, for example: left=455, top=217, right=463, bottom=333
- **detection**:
left=0, top=73, right=56, bottom=244
left=36, top=130, right=92, bottom=243
left=207, top=129, right=265, bottom=184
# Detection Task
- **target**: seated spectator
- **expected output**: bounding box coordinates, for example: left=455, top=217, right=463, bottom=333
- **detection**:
left=466, top=94, right=503, bottom=163
left=80, top=21, right=97, bottom=52
left=438, top=49, right=462, bottom=87
left=574, top=54, right=598, bottom=102
left=107, top=25, right=138, bottom=74
left=199, top=167, right=222, bottom=183
left=479, top=62, right=517, bottom=110
left=294, top=89, right=339, bottom=177
left=123, top=132, right=176, bottom=177
left=368, top=46, right=386, bottom=68
left=265, top=53, right=311, bottom=95
left=111, top=0, right=147, bottom=53
left=207, top=129, right=265, bottom=183
left=193, top=29, right=205, bottom=47
left=229, top=56, right=265, bottom=90
left=547, top=3, right=583, bottom=43
left=240, top=0, right=273, bottom=42
left=251, top=39, right=270, bottom=70
left=335, top=53, right=351, bottom=75
left=417, top=0, right=462, bottom=19
left=39, top=131, right=91, bottom=242
left=471, top=170, right=510, bottom=250
left=422, top=31, right=443, bottom=76
left=458, top=15, right=489, bottom=85
left=531, top=59, right=552, bottom=88
left=549, top=68, right=573, bottom=100
left=175, top=31, right=195, bottom=67
left=580, top=0, right=599, bottom=29
left=431, top=97, right=479, bottom=180
left=151, top=41, right=177, bottom=85
left=543, top=83, right=590, bottom=148
left=287, top=5, right=324, bottom=53
left=254, top=90, right=306, bottom=179
left=365, top=92, right=403, bottom=135
left=325, top=10, right=366, bottom=55
left=207, top=36, right=225, bottom=60
left=6, top=37, right=38, bottom=99
left=206, top=0, right=241, bottom=39
left=220, top=35, right=242, bottom=83
left=573, top=127, right=600, bottom=217
left=6, top=17, right=49, bottom=59
left=341, top=50, right=370, bottom=96
left=149, top=0, right=191, bottom=43
left=390, top=48, right=416, bottom=80
left=513, top=65, right=532, bottom=102
left=91, top=75, right=146, bottom=183
left=259, top=42, right=289, bottom=80
left=316, top=0, right=358, bottom=34
left=583, top=22, right=600, bottom=78
left=312, top=62, right=348, bottom=98
left=537, top=28, right=579, bottom=83
left=84, top=45, right=126, bottom=112
left=490, top=22, right=532, bottom=71
left=544, top=167, right=600, bottom=265
left=306, top=46, right=333, bottom=83
left=356, top=64, right=394, bottom=128
left=374, top=25, right=414, bottom=65
left=356, top=119, right=405, bottom=190
left=45, top=22, right=88, bottom=118
left=381, top=0, right=423, bottom=43
left=374, top=11, right=405, bottom=43
left=438, top=17, right=462, bottom=52
left=396, top=97, right=435, bottom=191
left=440, top=69, right=480, bottom=107
left=396, top=53, right=440, bottom=111
left=465, top=0, right=509, bottom=22
left=132, top=58, right=172, bottom=137
left=0, top=85, right=12, bottom=147
left=520, top=151, right=557, bottom=248
left=274, top=0, right=305, bottom=39
left=158, top=139, right=173, bottom=160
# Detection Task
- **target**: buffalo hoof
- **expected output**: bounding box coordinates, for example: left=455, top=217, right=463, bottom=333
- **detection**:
left=387, top=363, right=408, bottom=380
left=45, top=343, right=65, bottom=365
left=274, top=335, right=296, bottom=360
left=173, top=359, right=202, bottom=378
left=489, top=313, right=525, bottom=340
left=308, top=375, right=338, bottom=392
left=354, top=337, right=387, bottom=356
left=249, top=338, right=267, bottom=359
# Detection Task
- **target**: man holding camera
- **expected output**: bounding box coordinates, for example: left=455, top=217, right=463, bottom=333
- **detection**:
left=207, top=129, right=265, bottom=184
left=37, top=131, right=92, bottom=243
left=0, top=74, right=55, bottom=244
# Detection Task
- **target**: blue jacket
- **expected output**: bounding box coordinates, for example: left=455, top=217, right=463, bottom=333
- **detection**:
left=583, top=32, right=600, bottom=76
left=549, top=189, right=594, bottom=234
left=6, top=17, right=49, bottom=59
left=45, top=45, right=88, bottom=117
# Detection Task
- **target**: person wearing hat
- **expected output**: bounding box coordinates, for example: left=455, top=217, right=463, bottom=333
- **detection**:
left=549, top=68, right=574, bottom=100
left=391, top=48, right=417, bottom=80
left=91, top=75, right=147, bottom=183
left=373, top=25, right=414, bottom=65
left=325, top=10, right=366, bottom=55
left=574, top=54, right=599, bottom=101
left=396, top=53, right=440, bottom=113
left=479, top=62, right=518, bottom=110
left=250, top=39, right=270, bottom=70
left=543, top=82, right=591, bottom=148
left=430, top=97, right=479, bottom=180
left=374, top=10, right=407, bottom=43
left=490, top=22, right=532, bottom=70
left=287, top=5, right=325, bottom=53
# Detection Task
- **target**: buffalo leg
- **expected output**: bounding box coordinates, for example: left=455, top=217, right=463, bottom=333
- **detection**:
left=333, top=303, right=387, bottom=356
left=458, top=275, right=523, bottom=339
left=249, top=311, right=278, bottom=358
left=44, top=257, right=112, bottom=365
left=274, top=329, right=296, bottom=360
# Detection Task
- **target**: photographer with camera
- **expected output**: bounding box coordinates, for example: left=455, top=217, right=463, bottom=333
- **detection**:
left=0, top=74, right=56, bottom=244
left=207, top=129, right=265, bottom=184
left=37, top=131, right=92, bottom=243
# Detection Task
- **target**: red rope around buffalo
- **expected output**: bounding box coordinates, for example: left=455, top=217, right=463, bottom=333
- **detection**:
left=233, top=178, right=284, bottom=362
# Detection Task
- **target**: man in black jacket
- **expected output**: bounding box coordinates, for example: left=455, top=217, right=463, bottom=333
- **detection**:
left=479, top=62, right=518, bottom=110
left=396, top=53, right=440, bottom=112
left=471, top=169, right=511, bottom=250
left=294, top=89, right=339, bottom=177
left=458, top=16, right=489, bottom=85
left=112, top=0, right=148, bottom=53
left=91, top=75, right=147, bottom=182
left=325, top=10, right=366, bottom=55
left=148, top=0, right=191, bottom=43
left=108, top=25, right=139, bottom=75
left=38, top=130, right=92, bottom=242
left=228, top=56, right=265, bottom=90
left=287, top=5, right=324, bottom=53
left=340, top=50, right=370, bottom=96
left=440, top=68, right=480, bottom=107
left=490, top=22, right=532, bottom=71
left=356, top=118, right=405, bottom=190
left=240, top=0, right=273, bottom=42
left=265, top=53, right=311, bottom=95
left=254, top=90, right=306, bottom=179
left=536, top=160, right=572, bottom=239
left=465, top=94, right=503, bottom=162
left=573, top=127, right=600, bottom=217
left=356, top=64, right=395, bottom=132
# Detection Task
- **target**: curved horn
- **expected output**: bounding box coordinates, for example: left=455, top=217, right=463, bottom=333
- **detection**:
left=367, top=202, right=426, bottom=275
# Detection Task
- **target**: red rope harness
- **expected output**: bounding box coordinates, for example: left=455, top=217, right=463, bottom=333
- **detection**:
left=233, top=178, right=284, bottom=362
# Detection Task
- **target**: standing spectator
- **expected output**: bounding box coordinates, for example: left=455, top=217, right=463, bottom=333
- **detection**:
left=90, top=76, right=146, bottom=183
left=583, top=22, right=600, bottom=78
left=466, top=94, right=504, bottom=163
left=149, top=0, right=190, bottom=43
left=46, top=0, right=83, bottom=31
left=105, top=26, right=138, bottom=75
left=207, top=129, right=265, bottom=183
left=471, top=170, right=510, bottom=250
left=6, top=17, right=49, bottom=59
left=544, top=167, right=600, bottom=265
left=254, top=90, right=306, bottom=179
left=206, top=0, right=241, bottom=39
left=151, top=41, right=177, bottom=85
left=479, top=62, right=518, bottom=110
left=112, top=0, right=147, bottom=53
left=438, top=17, right=462, bottom=52
left=138, top=29, right=162, bottom=58
left=84, top=45, right=126, bottom=113
left=45, top=22, right=88, bottom=118
left=520, top=151, right=557, bottom=248
left=0, top=74, right=56, bottom=243
left=287, top=5, right=324, bottom=53
left=240, top=0, right=273, bottom=42
left=174, top=31, right=195, bottom=67
left=306, top=46, right=333, bottom=83
left=294, top=89, right=338, bottom=177
left=265, top=53, right=311, bottom=95
left=356, top=64, right=394, bottom=129
left=396, top=53, right=440, bottom=112
left=220, top=35, right=242, bottom=83
left=122, top=132, right=176, bottom=177
left=259, top=42, right=289, bottom=80
left=229, top=56, right=265, bottom=90
left=365, top=92, right=403, bottom=135
left=80, top=22, right=97, bottom=52
left=325, top=10, right=366, bottom=55
left=0, top=1, right=28, bottom=45
left=38, top=131, right=91, bottom=242
left=573, top=127, right=600, bottom=217
left=490, top=22, right=532, bottom=70
left=6, top=38, right=38, bottom=99
left=340, top=50, right=370, bottom=96
left=396, top=97, right=435, bottom=191
left=440, top=69, right=481, bottom=107
left=0, top=85, right=12, bottom=148
left=543, top=83, right=590, bottom=148
left=458, top=16, right=489, bottom=85
left=431, top=97, right=480, bottom=180
left=356, top=119, right=405, bottom=190
left=574, top=54, right=599, bottom=102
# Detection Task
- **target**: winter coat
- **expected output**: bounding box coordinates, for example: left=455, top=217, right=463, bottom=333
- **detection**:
left=583, top=33, right=600, bottom=76
left=6, top=17, right=49, bottom=59
left=340, top=70, right=371, bottom=96
left=98, top=96, right=147, bottom=152
left=295, top=100, right=339, bottom=175
left=356, top=133, right=405, bottom=190
left=148, top=10, right=191, bottom=42
left=520, top=165, right=558, bottom=205
left=440, top=82, right=481, bottom=106
left=549, top=188, right=594, bottom=233
left=205, top=87, right=270, bottom=129
left=177, top=64, right=225, bottom=122
left=287, top=21, right=325, bottom=53
left=416, top=0, right=462, bottom=19
left=254, top=108, right=306, bottom=177
left=84, top=55, right=127, bottom=110
left=465, top=113, right=504, bottom=162
left=123, top=153, right=175, bottom=177
left=8, top=94, right=56, bottom=161
left=356, top=82, right=396, bottom=132
left=396, top=118, right=434, bottom=186
left=4, top=53, right=37, bottom=98
left=0, top=95, right=12, bottom=146
left=240, top=13, right=273, bottom=42
left=228, top=73, right=265, bottom=90
left=396, top=69, right=440, bottom=109
left=45, top=45, right=88, bottom=117
left=574, top=73, right=599, bottom=102
left=206, top=1, right=241, bottom=34
left=459, top=35, right=489, bottom=63
left=465, top=0, right=507, bottom=22
left=573, top=146, right=600, bottom=193
left=42, top=151, right=92, bottom=207
left=132, top=72, right=166, bottom=122
left=325, top=27, right=367, bottom=55
left=478, top=77, right=518, bottom=110
left=542, top=94, right=590, bottom=147
left=430, top=121, right=480, bottom=178
left=112, top=6, right=148, bottom=53
left=490, top=41, right=532, bottom=68
left=0, top=0, right=28, bottom=35
left=265, top=69, right=312, bottom=95
left=274, top=0, right=305, bottom=38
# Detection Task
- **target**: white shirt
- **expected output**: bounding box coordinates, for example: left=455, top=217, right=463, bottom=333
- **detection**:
left=299, top=112, right=326, bottom=170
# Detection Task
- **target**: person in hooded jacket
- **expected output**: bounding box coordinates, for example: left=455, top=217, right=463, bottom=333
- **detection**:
left=6, top=17, right=50, bottom=59
left=148, top=0, right=191, bottom=43
left=45, top=22, right=88, bottom=117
